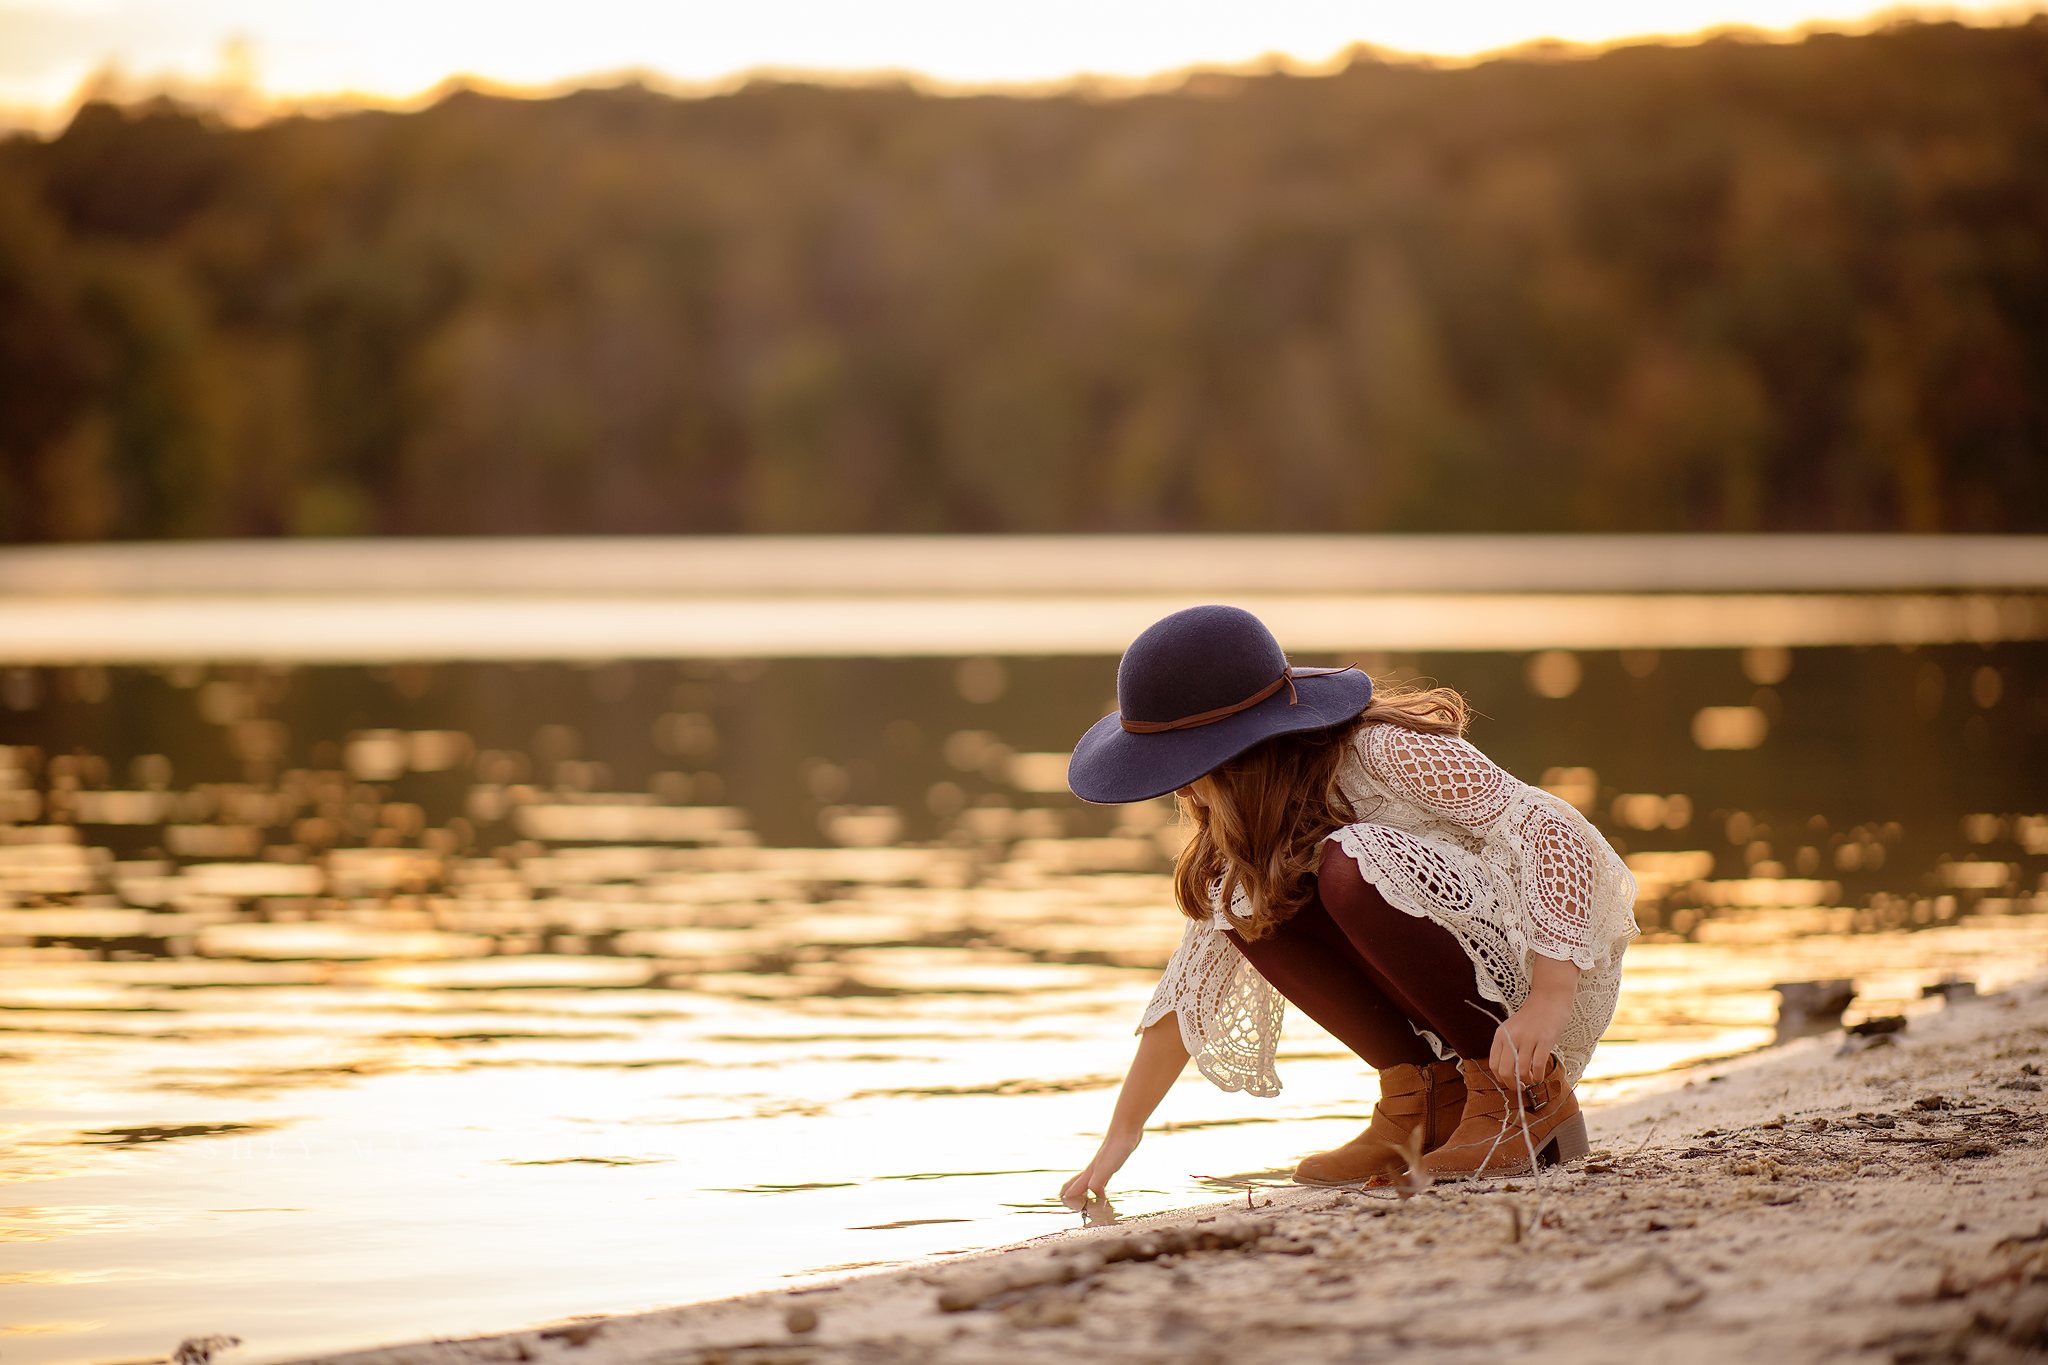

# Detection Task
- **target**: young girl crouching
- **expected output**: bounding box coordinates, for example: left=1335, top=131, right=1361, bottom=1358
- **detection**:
left=1059, top=605, right=1636, bottom=1205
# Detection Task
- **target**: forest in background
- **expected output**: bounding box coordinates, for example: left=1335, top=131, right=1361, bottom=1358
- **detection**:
left=1, top=20, right=2045, bottom=541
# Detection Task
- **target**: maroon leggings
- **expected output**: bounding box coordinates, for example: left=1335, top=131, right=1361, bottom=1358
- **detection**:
left=1223, top=840, right=1500, bottom=1068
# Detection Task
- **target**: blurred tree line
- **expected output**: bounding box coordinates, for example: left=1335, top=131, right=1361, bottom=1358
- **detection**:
left=2, top=20, right=2044, bottom=540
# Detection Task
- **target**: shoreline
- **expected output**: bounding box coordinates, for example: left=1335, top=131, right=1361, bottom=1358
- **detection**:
left=285, top=981, right=2048, bottom=1365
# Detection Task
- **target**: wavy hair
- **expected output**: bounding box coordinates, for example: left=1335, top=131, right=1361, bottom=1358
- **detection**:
left=1170, top=678, right=1470, bottom=941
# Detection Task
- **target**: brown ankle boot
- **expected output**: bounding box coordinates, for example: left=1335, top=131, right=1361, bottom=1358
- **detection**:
left=1293, top=1058, right=1466, bottom=1186
left=1419, top=1055, right=1588, bottom=1183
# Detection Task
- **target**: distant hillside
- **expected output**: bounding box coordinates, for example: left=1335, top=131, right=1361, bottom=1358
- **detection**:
left=2, top=20, right=2045, bottom=540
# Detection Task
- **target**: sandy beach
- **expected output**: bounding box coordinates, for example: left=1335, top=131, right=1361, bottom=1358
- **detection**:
left=274, top=974, right=2048, bottom=1365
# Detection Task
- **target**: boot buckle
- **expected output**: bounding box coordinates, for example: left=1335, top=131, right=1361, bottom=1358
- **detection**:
left=1522, top=1083, right=1547, bottom=1115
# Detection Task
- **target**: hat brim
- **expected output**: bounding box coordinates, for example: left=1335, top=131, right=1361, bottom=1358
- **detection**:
left=1067, top=671, right=1375, bottom=804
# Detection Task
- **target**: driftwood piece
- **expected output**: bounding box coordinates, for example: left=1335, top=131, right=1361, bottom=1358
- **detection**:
left=1773, top=979, right=1856, bottom=1044
left=935, top=1217, right=1275, bottom=1312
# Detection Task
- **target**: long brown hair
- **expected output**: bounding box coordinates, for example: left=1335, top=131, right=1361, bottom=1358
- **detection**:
left=1170, top=678, right=1470, bottom=941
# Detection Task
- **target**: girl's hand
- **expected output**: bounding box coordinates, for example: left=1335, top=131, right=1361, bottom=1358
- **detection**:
left=1489, top=998, right=1569, bottom=1083
left=1060, top=1129, right=1141, bottom=1211
left=1056, top=1011, right=1189, bottom=1212
left=1489, top=954, right=1582, bottom=1083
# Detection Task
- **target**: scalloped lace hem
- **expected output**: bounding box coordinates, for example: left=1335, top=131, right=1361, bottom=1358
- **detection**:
left=1194, top=1053, right=1278, bottom=1097
left=1137, top=918, right=1283, bottom=1097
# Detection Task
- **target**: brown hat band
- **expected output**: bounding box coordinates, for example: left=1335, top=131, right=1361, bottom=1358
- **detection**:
left=1119, top=670, right=1300, bottom=734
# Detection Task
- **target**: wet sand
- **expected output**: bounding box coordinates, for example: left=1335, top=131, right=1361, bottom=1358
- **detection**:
left=284, top=975, right=2048, bottom=1365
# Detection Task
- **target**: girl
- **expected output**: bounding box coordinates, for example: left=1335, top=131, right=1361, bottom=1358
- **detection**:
left=1059, top=605, right=1636, bottom=1204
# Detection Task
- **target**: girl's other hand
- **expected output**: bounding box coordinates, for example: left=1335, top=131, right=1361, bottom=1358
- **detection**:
left=1490, top=954, right=1581, bottom=1083
left=1489, top=1001, right=1567, bottom=1083
left=1059, top=1129, right=1141, bottom=1211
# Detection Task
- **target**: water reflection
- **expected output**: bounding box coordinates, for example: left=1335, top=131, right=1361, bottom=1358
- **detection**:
left=0, top=643, right=2043, bottom=1363
left=14, top=900, right=2048, bottom=1365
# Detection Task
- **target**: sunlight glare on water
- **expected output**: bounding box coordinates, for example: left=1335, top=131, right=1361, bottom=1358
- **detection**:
left=0, top=629, right=2043, bottom=1362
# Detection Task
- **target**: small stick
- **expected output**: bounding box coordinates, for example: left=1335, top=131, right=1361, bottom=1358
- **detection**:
left=1499, top=1018, right=1549, bottom=1236
left=1454, top=1000, right=1519, bottom=1185
left=1464, top=999, right=1547, bottom=1236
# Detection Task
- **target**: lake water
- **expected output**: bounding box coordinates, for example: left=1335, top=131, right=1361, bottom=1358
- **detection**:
left=2, top=636, right=2044, bottom=1364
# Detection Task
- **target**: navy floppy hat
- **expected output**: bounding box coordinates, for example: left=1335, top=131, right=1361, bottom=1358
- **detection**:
left=1067, top=605, right=1375, bottom=805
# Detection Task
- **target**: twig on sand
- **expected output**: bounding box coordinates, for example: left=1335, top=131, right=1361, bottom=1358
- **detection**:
left=934, top=1217, right=1275, bottom=1312
left=1583, top=1250, right=1707, bottom=1312
left=1463, top=1000, right=1548, bottom=1236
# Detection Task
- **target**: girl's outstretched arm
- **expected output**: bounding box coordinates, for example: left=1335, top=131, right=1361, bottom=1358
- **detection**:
left=1059, top=1012, right=1191, bottom=1210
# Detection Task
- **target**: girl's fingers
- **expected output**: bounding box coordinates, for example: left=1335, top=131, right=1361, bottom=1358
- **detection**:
left=1493, top=1024, right=1519, bottom=1078
left=1060, top=1164, right=1106, bottom=1209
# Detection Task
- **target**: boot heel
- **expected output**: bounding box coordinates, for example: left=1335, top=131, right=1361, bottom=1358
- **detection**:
left=1538, top=1112, right=1589, bottom=1167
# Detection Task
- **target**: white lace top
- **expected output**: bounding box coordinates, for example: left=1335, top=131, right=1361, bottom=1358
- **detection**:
left=1138, top=723, right=1637, bottom=1096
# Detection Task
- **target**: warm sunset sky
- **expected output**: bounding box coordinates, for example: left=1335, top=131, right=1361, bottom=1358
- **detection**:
left=0, top=0, right=2035, bottom=122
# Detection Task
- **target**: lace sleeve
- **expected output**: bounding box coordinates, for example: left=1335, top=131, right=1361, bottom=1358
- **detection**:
left=1138, top=915, right=1285, bottom=1098
left=1508, top=801, right=1598, bottom=964
left=1360, top=724, right=1516, bottom=829
left=1360, top=725, right=1601, bottom=965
